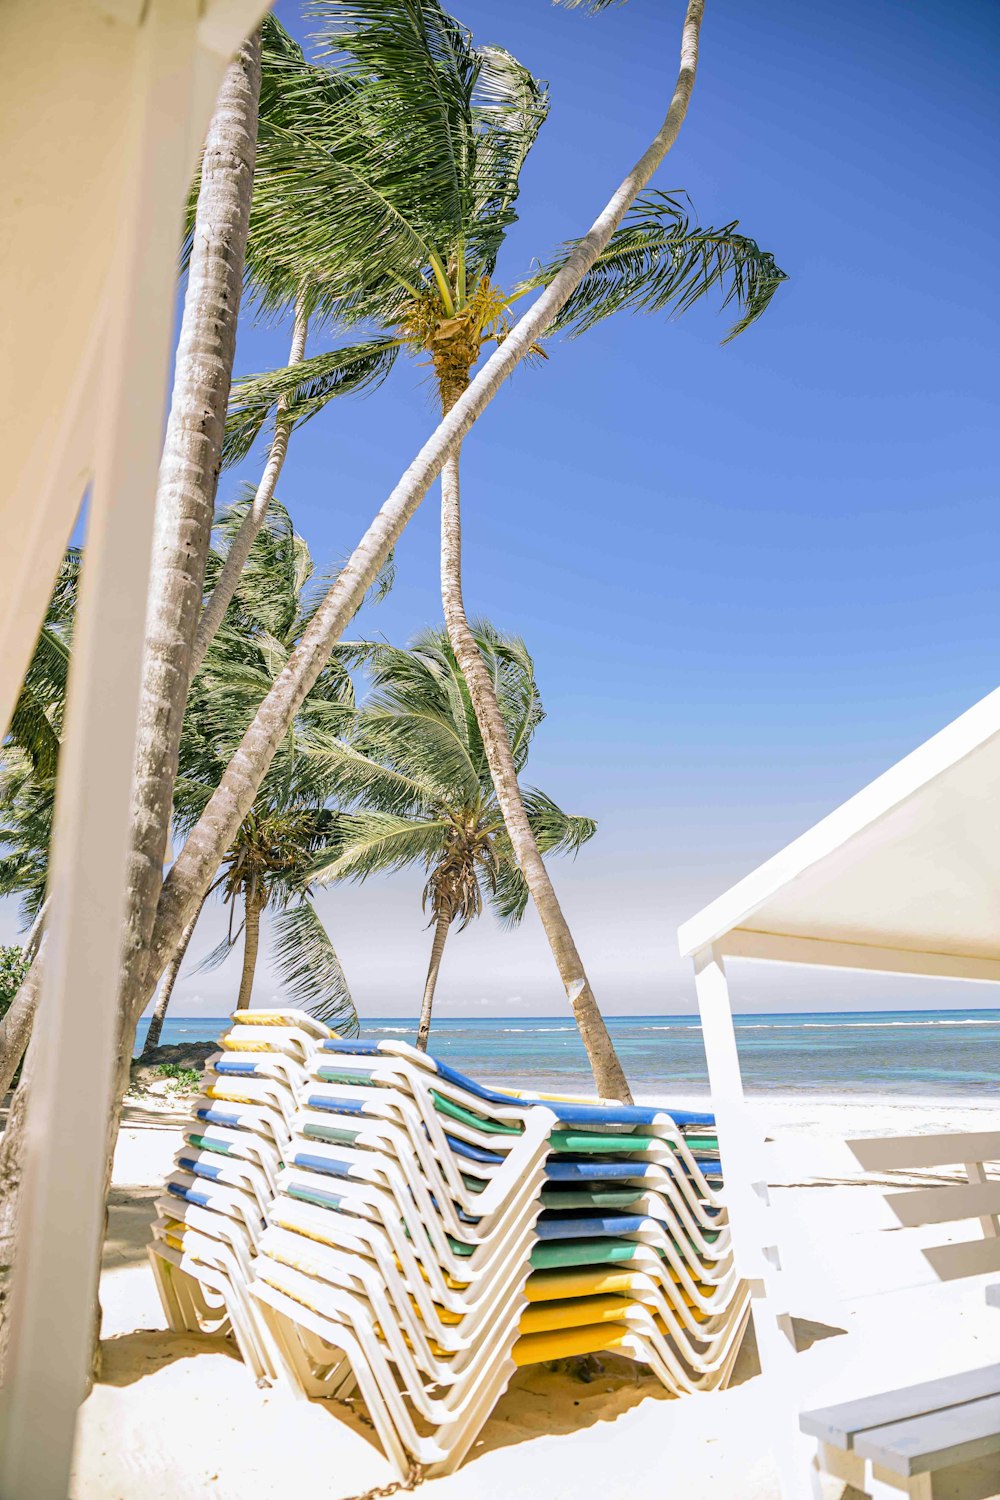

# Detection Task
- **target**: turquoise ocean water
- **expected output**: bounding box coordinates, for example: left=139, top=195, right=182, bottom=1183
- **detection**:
left=135, top=1009, right=1000, bottom=1099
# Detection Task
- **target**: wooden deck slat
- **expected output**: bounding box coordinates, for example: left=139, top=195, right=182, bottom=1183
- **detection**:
left=800, top=1365, right=1000, bottom=1449
left=855, top=1393, right=1000, bottom=1476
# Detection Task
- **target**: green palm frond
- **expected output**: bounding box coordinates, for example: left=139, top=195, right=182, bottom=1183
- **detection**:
left=488, top=856, right=531, bottom=927
left=6, top=685, right=61, bottom=781
left=467, top=45, right=549, bottom=279
left=5, top=551, right=79, bottom=777
left=471, top=622, right=544, bottom=771
left=269, top=900, right=360, bottom=1033
left=356, top=709, right=483, bottom=806
left=191, top=931, right=242, bottom=975
left=0, top=756, right=53, bottom=926
left=293, top=555, right=396, bottom=647
left=530, top=191, right=788, bottom=343
left=248, top=4, right=549, bottom=328
left=522, top=788, right=597, bottom=853
left=486, top=793, right=594, bottom=927
left=310, top=0, right=480, bottom=243
left=219, top=495, right=305, bottom=639
left=249, top=3, right=474, bottom=322
left=249, top=22, right=409, bottom=320
left=171, top=777, right=214, bottom=835
left=299, top=738, right=445, bottom=814
left=223, top=338, right=400, bottom=468
left=554, top=0, right=627, bottom=11
left=310, top=812, right=452, bottom=884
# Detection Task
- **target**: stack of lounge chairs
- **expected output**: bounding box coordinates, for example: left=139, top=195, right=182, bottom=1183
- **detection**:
left=151, top=1016, right=749, bottom=1477
left=148, top=1009, right=332, bottom=1383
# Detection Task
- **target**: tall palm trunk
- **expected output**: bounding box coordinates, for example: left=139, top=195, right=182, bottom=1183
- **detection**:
left=140, top=893, right=205, bottom=1054
left=0, top=956, right=42, bottom=1099
left=236, top=887, right=263, bottom=1011
left=115, top=29, right=261, bottom=1052
left=191, top=289, right=310, bottom=673
left=416, top=913, right=451, bottom=1052
left=0, top=1032, right=37, bottom=1371
left=438, top=419, right=631, bottom=1102
left=23, top=899, right=47, bottom=964
left=136, top=0, right=704, bottom=1036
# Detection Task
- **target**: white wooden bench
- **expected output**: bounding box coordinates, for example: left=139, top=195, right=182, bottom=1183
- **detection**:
left=801, top=1363, right=1000, bottom=1499
left=785, top=1130, right=1000, bottom=1499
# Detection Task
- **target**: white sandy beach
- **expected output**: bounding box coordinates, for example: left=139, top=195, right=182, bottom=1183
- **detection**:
left=66, top=1091, right=1000, bottom=1500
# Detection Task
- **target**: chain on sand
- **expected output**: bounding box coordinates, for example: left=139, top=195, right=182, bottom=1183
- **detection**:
left=340, top=1463, right=424, bottom=1500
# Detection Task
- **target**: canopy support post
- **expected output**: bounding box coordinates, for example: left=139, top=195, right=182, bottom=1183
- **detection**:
left=693, top=944, right=813, bottom=1500
left=0, top=5, right=222, bottom=1495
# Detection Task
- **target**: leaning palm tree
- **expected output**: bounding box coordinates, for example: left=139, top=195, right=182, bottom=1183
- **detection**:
left=309, top=626, right=594, bottom=1049
left=223, top=0, right=784, bottom=1098
left=112, top=30, right=266, bottom=1085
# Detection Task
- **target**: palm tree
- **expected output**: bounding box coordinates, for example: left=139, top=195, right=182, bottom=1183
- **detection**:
left=2, top=508, right=364, bottom=1060
left=308, top=626, right=594, bottom=1050
left=156, top=499, right=366, bottom=1042
left=220, top=0, right=783, bottom=1098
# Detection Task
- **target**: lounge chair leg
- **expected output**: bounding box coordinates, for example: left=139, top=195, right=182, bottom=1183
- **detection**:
left=808, top=1448, right=824, bottom=1500
left=812, top=1440, right=865, bottom=1498
left=865, top=1459, right=933, bottom=1499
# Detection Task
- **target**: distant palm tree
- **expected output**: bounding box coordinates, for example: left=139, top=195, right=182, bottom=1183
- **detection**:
left=169, top=501, right=373, bottom=1038
left=1, top=509, right=370, bottom=1050
left=224, top=0, right=784, bottom=1097
left=307, top=625, right=594, bottom=1050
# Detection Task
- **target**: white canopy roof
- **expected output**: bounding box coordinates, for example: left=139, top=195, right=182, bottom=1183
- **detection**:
left=678, top=684, right=1000, bottom=981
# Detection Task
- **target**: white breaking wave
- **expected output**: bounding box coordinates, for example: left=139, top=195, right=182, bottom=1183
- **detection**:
left=500, top=1026, right=575, bottom=1034
left=734, top=1019, right=997, bottom=1030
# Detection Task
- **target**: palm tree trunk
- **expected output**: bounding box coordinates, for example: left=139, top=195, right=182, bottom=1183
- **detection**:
left=191, top=289, right=310, bottom=673
left=0, top=1033, right=37, bottom=1376
left=438, top=433, right=631, bottom=1101
left=0, top=31, right=264, bottom=1369
left=235, top=888, right=262, bottom=1011
left=135, top=0, right=704, bottom=1035
left=0, top=954, right=42, bottom=1100
left=115, top=28, right=261, bottom=1048
left=0, top=27, right=258, bottom=1379
left=23, top=899, right=48, bottom=964
left=416, top=913, right=450, bottom=1052
left=140, top=893, right=205, bottom=1054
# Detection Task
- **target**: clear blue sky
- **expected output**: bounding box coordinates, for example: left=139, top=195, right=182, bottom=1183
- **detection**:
left=6, top=0, right=999, bottom=1017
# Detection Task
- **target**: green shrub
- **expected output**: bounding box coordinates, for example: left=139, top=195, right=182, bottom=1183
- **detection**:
left=0, top=945, right=29, bottom=1025
left=154, top=1063, right=201, bottom=1091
